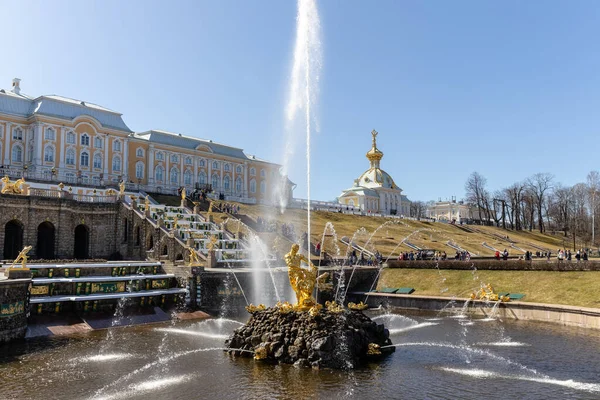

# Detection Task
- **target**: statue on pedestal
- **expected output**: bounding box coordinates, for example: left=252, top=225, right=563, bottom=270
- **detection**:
left=10, top=246, right=32, bottom=269
left=284, top=244, right=331, bottom=310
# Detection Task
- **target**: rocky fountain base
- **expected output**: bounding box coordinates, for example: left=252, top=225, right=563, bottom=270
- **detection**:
left=225, top=305, right=395, bottom=369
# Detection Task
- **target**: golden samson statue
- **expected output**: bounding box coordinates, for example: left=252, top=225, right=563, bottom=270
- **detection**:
left=284, top=244, right=331, bottom=311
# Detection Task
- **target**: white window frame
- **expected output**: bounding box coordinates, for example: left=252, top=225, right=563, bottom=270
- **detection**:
left=11, top=144, right=23, bottom=162
left=80, top=151, right=89, bottom=167
left=45, top=127, right=56, bottom=141
left=93, top=153, right=102, bottom=169
left=81, top=134, right=90, bottom=147
left=66, top=131, right=75, bottom=144
left=44, top=145, right=54, bottom=162
left=112, top=155, right=122, bottom=172
left=66, top=149, right=75, bottom=165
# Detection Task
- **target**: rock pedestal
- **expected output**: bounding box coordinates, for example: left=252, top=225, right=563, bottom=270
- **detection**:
left=225, top=307, right=394, bottom=369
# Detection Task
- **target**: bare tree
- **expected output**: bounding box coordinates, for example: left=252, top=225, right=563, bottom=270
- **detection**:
left=465, top=172, right=489, bottom=225
left=548, top=184, right=572, bottom=236
left=410, top=201, right=427, bottom=220
left=504, top=182, right=526, bottom=230
left=527, top=173, right=554, bottom=233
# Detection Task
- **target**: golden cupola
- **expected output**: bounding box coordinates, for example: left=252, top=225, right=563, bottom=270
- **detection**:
left=366, top=129, right=383, bottom=168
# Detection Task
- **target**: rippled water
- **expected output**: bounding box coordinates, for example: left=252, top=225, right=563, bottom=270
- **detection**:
left=1, top=313, right=600, bottom=400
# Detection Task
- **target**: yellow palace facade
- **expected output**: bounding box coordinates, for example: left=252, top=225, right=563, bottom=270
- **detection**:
left=0, top=78, right=292, bottom=203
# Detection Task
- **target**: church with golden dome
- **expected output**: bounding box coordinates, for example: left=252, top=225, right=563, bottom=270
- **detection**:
left=338, top=130, right=411, bottom=216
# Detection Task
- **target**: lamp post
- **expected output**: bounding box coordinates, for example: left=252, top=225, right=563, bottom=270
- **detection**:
left=51, top=167, right=57, bottom=181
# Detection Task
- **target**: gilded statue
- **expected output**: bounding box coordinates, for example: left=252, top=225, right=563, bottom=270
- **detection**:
left=181, top=187, right=186, bottom=201
left=144, top=196, right=150, bottom=209
left=1, top=176, right=26, bottom=194
left=10, top=245, right=32, bottom=269
left=119, top=180, right=125, bottom=195
left=284, top=244, right=331, bottom=310
left=187, top=246, right=201, bottom=266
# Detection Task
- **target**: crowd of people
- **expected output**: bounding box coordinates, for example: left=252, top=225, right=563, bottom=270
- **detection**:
left=217, top=202, right=240, bottom=215
left=344, top=249, right=382, bottom=266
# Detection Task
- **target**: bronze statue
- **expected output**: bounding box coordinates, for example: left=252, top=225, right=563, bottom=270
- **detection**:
left=284, top=244, right=330, bottom=310
left=10, top=245, right=32, bottom=268
left=187, top=246, right=201, bottom=266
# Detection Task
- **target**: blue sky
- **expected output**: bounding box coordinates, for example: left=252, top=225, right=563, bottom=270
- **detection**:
left=2, top=0, right=600, bottom=203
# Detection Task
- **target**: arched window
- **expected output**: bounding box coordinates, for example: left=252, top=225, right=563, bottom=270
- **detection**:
left=44, top=145, right=54, bottom=162
left=171, top=154, right=178, bottom=163
left=185, top=157, right=192, bottom=165
left=236, top=165, right=242, bottom=174
left=11, top=145, right=23, bottom=162
left=80, top=151, right=89, bottom=167
left=45, top=127, right=55, bottom=141
left=260, top=180, right=266, bottom=194
left=93, top=154, right=102, bottom=169
left=184, top=170, right=192, bottom=185
left=250, top=179, right=256, bottom=193
left=224, top=175, right=230, bottom=191
left=112, top=156, right=121, bottom=172
left=260, top=169, right=266, bottom=178
left=94, top=136, right=103, bottom=148
left=224, top=164, right=230, bottom=172
left=66, top=172, right=76, bottom=183
left=212, top=161, right=219, bottom=169
left=250, top=167, right=256, bottom=176
left=66, top=131, right=75, bottom=144
left=13, top=128, right=23, bottom=140
left=155, top=165, right=164, bottom=182
left=136, top=161, right=144, bottom=179
left=198, top=171, right=206, bottom=184
left=66, top=149, right=75, bottom=165
left=156, top=152, right=164, bottom=161
left=235, top=177, right=242, bottom=193
left=113, top=140, right=121, bottom=152
left=170, top=167, right=179, bottom=184
left=81, top=134, right=90, bottom=147
left=199, top=159, right=205, bottom=167
left=212, top=174, right=219, bottom=189
left=136, top=148, right=144, bottom=157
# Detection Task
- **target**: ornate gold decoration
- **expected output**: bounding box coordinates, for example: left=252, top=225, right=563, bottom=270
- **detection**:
left=366, top=129, right=383, bottom=164
left=187, top=246, right=201, bottom=266
left=347, top=301, right=369, bottom=311
left=58, top=182, right=65, bottom=190
left=308, top=303, right=323, bottom=317
left=275, top=301, right=294, bottom=314
left=207, top=235, right=218, bottom=252
left=254, top=345, right=267, bottom=360
left=119, top=180, right=125, bottom=195
left=1, top=176, right=26, bottom=194
left=10, top=245, right=32, bottom=269
left=284, top=244, right=331, bottom=311
left=325, top=301, right=344, bottom=314
left=245, top=303, right=266, bottom=313
left=367, top=343, right=382, bottom=355
left=181, top=187, right=186, bottom=201
left=470, top=283, right=509, bottom=302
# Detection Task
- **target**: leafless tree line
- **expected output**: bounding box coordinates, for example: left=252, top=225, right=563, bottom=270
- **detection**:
left=464, top=171, right=600, bottom=247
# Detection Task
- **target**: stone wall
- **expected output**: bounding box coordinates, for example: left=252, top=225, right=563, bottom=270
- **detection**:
left=0, top=278, right=31, bottom=343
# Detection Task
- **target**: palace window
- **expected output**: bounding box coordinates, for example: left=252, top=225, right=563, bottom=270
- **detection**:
left=45, top=127, right=55, bottom=141
left=170, top=167, right=179, bottom=184
left=260, top=169, right=266, bottom=178
left=81, top=134, right=90, bottom=147
left=185, top=156, right=192, bottom=165
left=155, top=166, right=164, bottom=182
left=250, top=167, right=256, bottom=176
left=94, top=136, right=103, bottom=149
left=13, top=128, right=23, bottom=141
left=136, top=162, right=144, bottom=179
left=92, top=176, right=100, bottom=186
left=113, top=140, right=121, bottom=152
left=199, top=159, right=205, bottom=167
left=44, top=145, right=54, bottom=162
left=156, top=152, right=164, bottom=161
left=171, top=154, right=178, bottom=163
left=212, top=161, right=219, bottom=169
left=260, top=180, right=266, bottom=194
left=224, top=164, right=230, bottom=172
left=250, top=179, right=256, bottom=194
left=136, top=148, right=144, bottom=157
left=66, top=149, right=75, bottom=165
left=236, top=165, right=242, bottom=174
left=212, top=174, right=219, bottom=189
left=66, top=172, right=76, bottom=183
left=112, top=156, right=121, bottom=172
left=80, top=151, right=89, bottom=167
left=66, top=131, right=75, bottom=144
left=184, top=170, right=192, bottom=185
left=198, top=171, right=206, bottom=185
left=224, top=175, right=230, bottom=191
left=93, top=154, right=102, bottom=169
left=11, top=145, right=23, bottom=162
left=235, top=177, right=242, bottom=193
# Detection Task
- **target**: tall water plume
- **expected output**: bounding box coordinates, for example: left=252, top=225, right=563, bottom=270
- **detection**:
left=278, top=0, right=322, bottom=250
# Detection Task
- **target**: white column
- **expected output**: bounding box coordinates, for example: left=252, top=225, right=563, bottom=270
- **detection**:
left=33, top=123, right=43, bottom=167
left=59, top=128, right=66, bottom=168
left=232, top=164, right=236, bottom=194
left=180, top=156, right=184, bottom=186
left=220, top=161, right=224, bottom=192
left=193, top=156, right=198, bottom=187
left=148, top=146, right=154, bottom=184
left=3, top=122, right=10, bottom=165
left=165, top=152, right=170, bottom=187
left=122, top=138, right=129, bottom=180
left=244, top=162, right=248, bottom=198
left=208, top=159, right=212, bottom=188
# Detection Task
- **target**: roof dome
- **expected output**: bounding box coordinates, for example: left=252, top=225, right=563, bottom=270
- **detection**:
left=358, top=167, right=398, bottom=189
